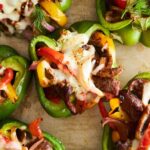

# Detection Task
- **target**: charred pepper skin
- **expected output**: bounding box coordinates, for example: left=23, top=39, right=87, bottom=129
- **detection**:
left=29, top=22, right=110, bottom=118
left=0, top=119, right=65, bottom=150
left=101, top=72, right=150, bottom=150
left=0, top=45, right=31, bottom=120
left=96, top=0, right=150, bottom=47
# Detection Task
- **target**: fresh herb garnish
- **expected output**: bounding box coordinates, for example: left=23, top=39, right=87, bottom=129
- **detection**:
left=121, top=0, right=150, bottom=30
left=32, top=5, right=45, bottom=32
left=122, top=0, right=150, bottom=18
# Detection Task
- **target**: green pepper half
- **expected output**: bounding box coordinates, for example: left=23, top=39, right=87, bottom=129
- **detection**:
left=0, top=45, right=31, bottom=120
left=29, top=21, right=110, bottom=118
left=101, top=72, right=150, bottom=150
left=96, top=0, right=132, bottom=31
left=96, top=0, right=150, bottom=47
left=0, top=119, right=65, bottom=150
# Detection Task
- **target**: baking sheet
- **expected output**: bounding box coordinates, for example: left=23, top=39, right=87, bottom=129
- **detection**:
left=0, top=0, right=150, bottom=150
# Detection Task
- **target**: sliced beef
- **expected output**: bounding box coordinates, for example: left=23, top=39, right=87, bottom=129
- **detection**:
left=75, top=100, right=86, bottom=114
left=119, top=90, right=144, bottom=122
left=136, top=105, right=150, bottom=139
left=97, top=66, right=122, bottom=78
left=128, top=79, right=146, bottom=99
left=44, top=84, right=77, bottom=114
left=105, top=6, right=124, bottom=23
left=29, top=138, right=53, bottom=150
left=93, top=77, right=121, bottom=96
left=127, top=122, right=138, bottom=140
left=90, top=32, right=114, bottom=68
left=44, top=85, right=62, bottom=103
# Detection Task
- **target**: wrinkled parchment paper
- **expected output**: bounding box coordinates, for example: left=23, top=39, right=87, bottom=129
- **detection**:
left=0, top=0, right=150, bottom=150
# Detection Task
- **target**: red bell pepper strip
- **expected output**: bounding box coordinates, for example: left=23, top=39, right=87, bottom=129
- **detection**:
left=37, top=47, right=64, bottom=64
left=37, top=47, right=72, bottom=75
left=114, top=0, right=127, bottom=9
left=0, top=4, right=3, bottom=11
left=98, top=100, right=108, bottom=119
left=3, top=136, right=10, bottom=143
left=0, top=68, right=14, bottom=90
left=28, top=118, right=43, bottom=139
left=138, top=124, right=150, bottom=150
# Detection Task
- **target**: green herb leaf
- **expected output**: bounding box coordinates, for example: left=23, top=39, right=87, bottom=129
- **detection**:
left=122, top=0, right=150, bottom=18
left=32, top=6, right=45, bottom=32
left=133, top=17, right=150, bottom=31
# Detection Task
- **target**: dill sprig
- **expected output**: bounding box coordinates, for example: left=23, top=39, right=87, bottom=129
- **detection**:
left=32, top=6, right=45, bottom=32
left=122, top=0, right=150, bottom=18
left=121, top=0, right=150, bottom=30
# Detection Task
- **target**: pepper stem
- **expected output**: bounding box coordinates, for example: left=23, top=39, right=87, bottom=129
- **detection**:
left=85, top=24, right=110, bottom=38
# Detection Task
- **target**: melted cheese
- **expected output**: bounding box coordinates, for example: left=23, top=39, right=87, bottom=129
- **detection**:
left=43, top=60, right=87, bottom=101
left=0, top=0, right=38, bottom=33
left=0, top=135, right=22, bottom=150
left=42, top=31, right=104, bottom=101
left=58, top=30, right=89, bottom=53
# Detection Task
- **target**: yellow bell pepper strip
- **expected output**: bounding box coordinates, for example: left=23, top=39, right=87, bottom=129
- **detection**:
left=108, top=98, right=129, bottom=121
left=0, top=67, right=18, bottom=103
left=37, top=47, right=73, bottom=76
left=91, top=32, right=116, bottom=67
left=4, top=83, right=18, bottom=103
left=0, top=68, right=14, bottom=90
left=109, top=98, right=120, bottom=110
left=39, top=0, right=67, bottom=27
left=37, top=60, right=51, bottom=88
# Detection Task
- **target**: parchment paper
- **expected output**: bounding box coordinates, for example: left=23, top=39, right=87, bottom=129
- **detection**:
left=0, top=0, right=150, bottom=150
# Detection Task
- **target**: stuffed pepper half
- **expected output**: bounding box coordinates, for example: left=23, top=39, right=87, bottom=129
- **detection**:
left=0, top=118, right=65, bottom=150
left=0, top=0, right=72, bottom=37
left=101, top=72, right=150, bottom=150
left=96, top=0, right=150, bottom=47
left=0, top=45, right=31, bottom=120
left=29, top=21, right=122, bottom=118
